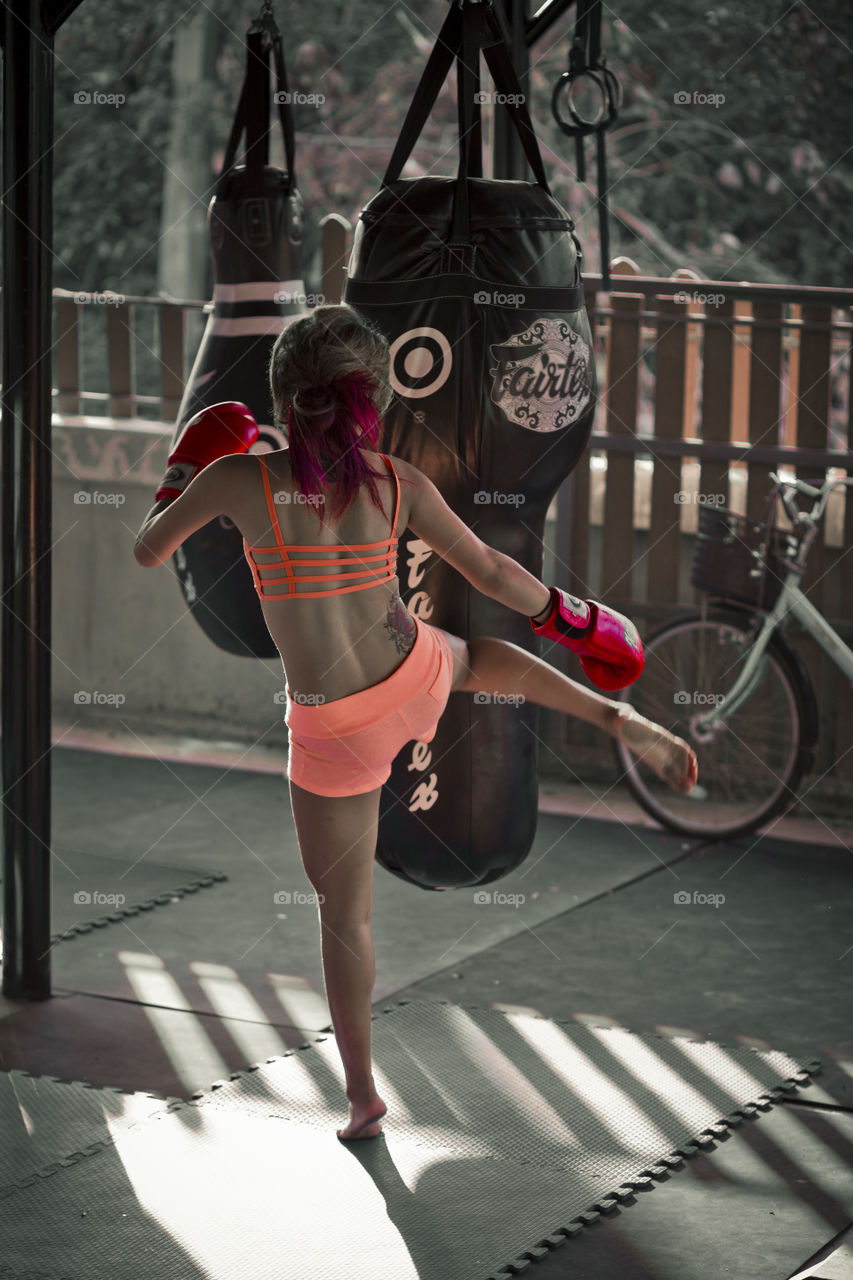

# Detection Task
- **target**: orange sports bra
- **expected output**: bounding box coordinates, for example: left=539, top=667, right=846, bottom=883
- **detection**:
left=242, top=452, right=401, bottom=600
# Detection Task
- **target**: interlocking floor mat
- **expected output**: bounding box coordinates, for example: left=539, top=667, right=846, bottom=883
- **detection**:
left=0, top=1070, right=181, bottom=1189
left=42, top=811, right=693, bottom=1022
left=0, top=1002, right=821, bottom=1280
left=2, top=848, right=228, bottom=943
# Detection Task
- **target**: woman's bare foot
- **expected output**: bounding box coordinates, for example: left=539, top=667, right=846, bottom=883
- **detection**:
left=608, top=705, right=698, bottom=795
left=336, top=1093, right=388, bottom=1142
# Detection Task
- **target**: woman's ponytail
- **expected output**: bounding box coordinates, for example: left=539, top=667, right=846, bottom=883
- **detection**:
left=269, top=305, right=406, bottom=522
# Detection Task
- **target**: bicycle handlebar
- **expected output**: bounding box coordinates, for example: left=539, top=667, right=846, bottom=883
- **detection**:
left=768, top=470, right=853, bottom=526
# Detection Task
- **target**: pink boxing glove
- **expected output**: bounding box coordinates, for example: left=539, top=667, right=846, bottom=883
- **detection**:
left=530, top=587, right=644, bottom=691
left=156, top=401, right=259, bottom=502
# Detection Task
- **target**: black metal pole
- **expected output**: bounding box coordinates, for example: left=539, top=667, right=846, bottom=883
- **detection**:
left=493, top=0, right=531, bottom=180
left=1, top=0, right=55, bottom=998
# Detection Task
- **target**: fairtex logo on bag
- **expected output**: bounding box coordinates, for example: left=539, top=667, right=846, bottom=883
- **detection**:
left=488, top=317, right=593, bottom=433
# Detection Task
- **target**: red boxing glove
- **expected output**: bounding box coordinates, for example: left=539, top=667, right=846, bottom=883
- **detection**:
left=530, top=587, right=644, bottom=691
left=156, top=401, right=259, bottom=502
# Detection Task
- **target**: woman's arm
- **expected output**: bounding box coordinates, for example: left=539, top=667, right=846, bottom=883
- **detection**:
left=486, top=550, right=553, bottom=620
left=133, top=455, right=242, bottom=567
left=401, top=459, right=552, bottom=618
left=135, top=401, right=258, bottom=566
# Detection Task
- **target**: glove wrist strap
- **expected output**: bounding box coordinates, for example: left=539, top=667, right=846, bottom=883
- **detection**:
left=155, top=459, right=197, bottom=502
left=530, top=586, right=592, bottom=637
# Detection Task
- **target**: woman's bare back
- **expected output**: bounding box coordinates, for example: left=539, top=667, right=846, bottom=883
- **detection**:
left=230, top=448, right=418, bottom=703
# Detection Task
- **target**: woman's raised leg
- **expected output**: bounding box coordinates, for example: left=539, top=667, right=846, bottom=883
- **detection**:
left=445, top=633, right=697, bottom=793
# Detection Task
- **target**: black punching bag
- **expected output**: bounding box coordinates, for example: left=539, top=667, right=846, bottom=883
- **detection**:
left=168, top=11, right=306, bottom=658
left=344, top=1, right=596, bottom=890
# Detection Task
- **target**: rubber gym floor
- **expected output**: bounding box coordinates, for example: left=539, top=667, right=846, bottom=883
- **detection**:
left=1, top=731, right=851, bottom=1280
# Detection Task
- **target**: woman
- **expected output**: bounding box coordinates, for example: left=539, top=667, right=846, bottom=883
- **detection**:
left=135, top=304, right=697, bottom=1142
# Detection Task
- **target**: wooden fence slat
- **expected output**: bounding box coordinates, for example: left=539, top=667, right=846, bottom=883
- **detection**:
left=746, top=299, right=784, bottom=524
left=159, top=304, right=184, bottom=424
left=796, top=303, right=836, bottom=776
left=730, top=299, right=751, bottom=443
left=672, top=269, right=704, bottom=607
left=600, top=260, right=642, bottom=601
left=320, top=213, right=351, bottom=306
left=796, top=304, right=834, bottom=610
left=647, top=293, right=689, bottom=603
left=795, top=306, right=834, bottom=439
left=107, top=301, right=133, bottom=419
left=698, top=293, right=735, bottom=506
left=842, top=322, right=853, bottom=631
left=55, top=297, right=80, bottom=416
left=838, top=463, right=853, bottom=792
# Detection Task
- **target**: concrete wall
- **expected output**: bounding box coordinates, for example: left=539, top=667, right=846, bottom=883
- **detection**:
left=49, top=416, right=288, bottom=746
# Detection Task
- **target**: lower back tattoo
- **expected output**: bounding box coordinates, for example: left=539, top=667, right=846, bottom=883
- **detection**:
left=384, top=592, right=417, bottom=655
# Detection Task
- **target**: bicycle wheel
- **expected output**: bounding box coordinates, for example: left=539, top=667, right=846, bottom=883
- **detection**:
left=612, top=607, right=812, bottom=839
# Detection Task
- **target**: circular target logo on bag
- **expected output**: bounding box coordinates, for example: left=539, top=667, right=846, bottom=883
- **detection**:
left=389, top=327, right=453, bottom=399
left=488, top=317, right=592, bottom=432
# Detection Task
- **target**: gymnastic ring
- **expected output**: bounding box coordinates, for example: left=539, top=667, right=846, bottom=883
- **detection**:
left=597, top=63, right=623, bottom=126
left=551, top=68, right=609, bottom=136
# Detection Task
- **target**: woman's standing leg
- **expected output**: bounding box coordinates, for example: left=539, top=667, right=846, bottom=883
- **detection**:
left=287, top=778, right=388, bottom=1139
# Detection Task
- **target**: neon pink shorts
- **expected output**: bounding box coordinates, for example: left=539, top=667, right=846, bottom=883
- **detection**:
left=284, top=618, right=455, bottom=797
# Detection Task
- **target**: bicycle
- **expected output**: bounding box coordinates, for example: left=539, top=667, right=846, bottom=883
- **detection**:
left=612, top=471, right=853, bottom=839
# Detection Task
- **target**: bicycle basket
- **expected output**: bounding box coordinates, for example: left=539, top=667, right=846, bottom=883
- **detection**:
left=690, top=506, right=797, bottom=609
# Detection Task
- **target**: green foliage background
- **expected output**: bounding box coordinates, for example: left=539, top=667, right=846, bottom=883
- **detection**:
left=45, top=0, right=853, bottom=299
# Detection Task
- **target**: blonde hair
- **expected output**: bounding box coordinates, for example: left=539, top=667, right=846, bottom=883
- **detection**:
left=268, top=304, right=403, bottom=520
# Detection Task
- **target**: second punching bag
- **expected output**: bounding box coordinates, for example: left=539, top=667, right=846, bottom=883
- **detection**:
left=344, top=1, right=597, bottom=890
left=168, top=9, right=306, bottom=658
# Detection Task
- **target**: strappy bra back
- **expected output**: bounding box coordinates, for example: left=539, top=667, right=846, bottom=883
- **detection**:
left=242, top=452, right=401, bottom=600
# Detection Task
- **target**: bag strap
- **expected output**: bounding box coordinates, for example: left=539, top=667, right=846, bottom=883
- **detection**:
left=218, top=6, right=296, bottom=192
left=480, top=14, right=550, bottom=191
left=271, top=24, right=296, bottom=185
left=383, top=0, right=552, bottom=245
left=382, top=3, right=463, bottom=187
left=244, top=28, right=269, bottom=180
left=448, top=0, right=484, bottom=249
left=573, top=0, right=601, bottom=75
left=457, top=0, right=483, bottom=181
